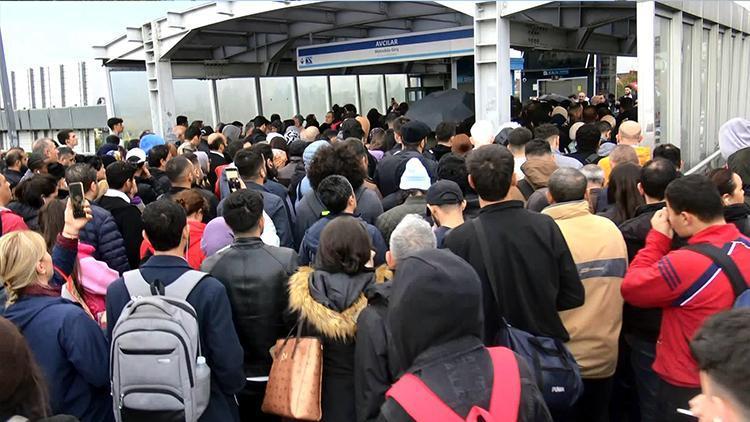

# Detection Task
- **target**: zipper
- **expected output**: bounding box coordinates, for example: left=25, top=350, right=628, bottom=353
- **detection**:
left=112, top=328, right=194, bottom=387
left=120, top=348, right=176, bottom=355
left=120, top=387, right=184, bottom=410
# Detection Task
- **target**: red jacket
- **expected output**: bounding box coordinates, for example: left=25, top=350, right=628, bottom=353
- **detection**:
left=140, top=220, right=207, bottom=270
left=1, top=208, right=28, bottom=234
left=621, top=224, right=750, bottom=387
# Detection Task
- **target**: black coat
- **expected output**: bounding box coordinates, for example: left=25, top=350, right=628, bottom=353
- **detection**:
left=444, top=201, right=584, bottom=343
left=97, top=194, right=143, bottom=269
left=149, top=168, right=172, bottom=197
left=724, top=203, right=750, bottom=236
left=208, top=151, right=227, bottom=188
left=201, top=237, right=298, bottom=377
left=374, top=149, right=437, bottom=197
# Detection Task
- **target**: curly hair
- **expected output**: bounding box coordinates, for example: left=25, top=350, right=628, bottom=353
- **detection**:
left=307, top=140, right=366, bottom=191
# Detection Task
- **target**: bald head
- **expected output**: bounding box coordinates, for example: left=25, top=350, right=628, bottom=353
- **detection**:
left=548, top=168, right=588, bottom=203
left=610, top=145, right=639, bottom=168
left=617, top=121, right=643, bottom=145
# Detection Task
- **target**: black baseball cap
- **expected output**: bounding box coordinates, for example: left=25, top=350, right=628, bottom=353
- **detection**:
left=401, top=120, right=431, bottom=145
left=426, top=180, right=464, bottom=205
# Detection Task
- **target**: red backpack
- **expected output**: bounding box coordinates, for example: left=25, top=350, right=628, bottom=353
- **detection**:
left=385, top=347, right=521, bottom=422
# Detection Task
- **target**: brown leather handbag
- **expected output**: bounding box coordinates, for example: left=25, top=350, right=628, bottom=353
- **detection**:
left=262, top=321, right=323, bottom=421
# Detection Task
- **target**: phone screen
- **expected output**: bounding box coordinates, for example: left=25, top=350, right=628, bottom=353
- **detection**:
left=226, top=169, right=240, bottom=193
left=69, top=182, right=86, bottom=218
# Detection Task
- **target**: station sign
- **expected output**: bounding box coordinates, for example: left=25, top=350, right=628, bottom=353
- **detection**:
left=297, top=26, right=473, bottom=71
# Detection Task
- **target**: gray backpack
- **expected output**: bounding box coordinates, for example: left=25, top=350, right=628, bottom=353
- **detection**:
left=110, top=270, right=211, bottom=422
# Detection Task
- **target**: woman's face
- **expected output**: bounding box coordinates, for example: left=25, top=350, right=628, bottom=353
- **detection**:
left=727, top=173, right=745, bottom=205
left=325, top=113, right=333, bottom=124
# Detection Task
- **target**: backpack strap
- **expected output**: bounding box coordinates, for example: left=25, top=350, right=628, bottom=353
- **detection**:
left=385, top=374, right=463, bottom=422
left=682, top=242, right=748, bottom=298
left=123, top=269, right=154, bottom=298
left=165, top=270, right=208, bottom=301
left=483, top=347, right=521, bottom=422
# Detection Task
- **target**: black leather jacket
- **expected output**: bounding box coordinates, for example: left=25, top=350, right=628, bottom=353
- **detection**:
left=201, top=237, right=298, bottom=377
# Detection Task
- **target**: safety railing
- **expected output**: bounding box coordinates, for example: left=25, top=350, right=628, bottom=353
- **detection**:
left=684, top=149, right=723, bottom=176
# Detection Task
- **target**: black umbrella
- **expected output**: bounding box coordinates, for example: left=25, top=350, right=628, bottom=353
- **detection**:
left=539, top=93, right=569, bottom=103
left=405, top=89, right=474, bottom=130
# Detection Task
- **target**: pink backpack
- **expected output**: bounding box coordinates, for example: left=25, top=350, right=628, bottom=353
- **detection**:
left=385, top=347, right=521, bottom=422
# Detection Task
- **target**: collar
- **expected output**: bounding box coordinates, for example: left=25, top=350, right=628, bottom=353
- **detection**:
left=169, top=186, right=189, bottom=194
left=103, top=189, right=131, bottom=203
left=210, top=150, right=224, bottom=157
left=243, top=180, right=268, bottom=192
left=480, top=200, right=524, bottom=214
left=233, top=236, right=264, bottom=247
left=688, top=224, right=743, bottom=245
left=403, top=195, right=427, bottom=206
left=542, top=200, right=590, bottom=220
left=635, top=202, right=666, bottom=216
left=142, top=254, right=190, bottom=268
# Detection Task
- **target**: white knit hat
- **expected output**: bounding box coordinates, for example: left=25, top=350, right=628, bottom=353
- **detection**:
left=400, top=158, right=431, bottom=191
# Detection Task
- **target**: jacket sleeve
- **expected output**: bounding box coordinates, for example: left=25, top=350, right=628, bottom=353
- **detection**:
left=96, top=212, right=131, bottom=274
left=355, top=309, right=392, bottom=422
left=200, top=280, right=246, bottom=395
left=551, top=222, right=585, bottom=311
left=270, top=200, right=294, bottom=249
left=371, top=228, right=388, bottom=267
left=298, top=235, right=312, bottom=266
left=60, top=308, right=111, bottom=388
left=2, top=212, right=28, bottom=233
left=121, top=207, right=144, bottom=270
left=51, top=235, right=78, bottom=287
left=621, top=229, right=687, bottom=308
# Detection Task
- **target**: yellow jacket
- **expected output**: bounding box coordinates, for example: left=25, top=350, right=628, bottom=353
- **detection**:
left=542, top=201, right=628, bottom=378
left=599, top=145, right=651, bottom=182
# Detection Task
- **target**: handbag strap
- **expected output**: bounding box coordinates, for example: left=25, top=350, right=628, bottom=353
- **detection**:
left=471, top=218, right=503, bottom=314
left=683, top=242, right=748, bottom=298
left=484, top=347, right=521, bottom=422
left=385, top=374, right=463, bottom=422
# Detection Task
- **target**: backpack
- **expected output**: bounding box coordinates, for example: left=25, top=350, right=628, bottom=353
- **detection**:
left=110, top=270, right=211, bottom=422
left=682, top=241, right=750, bottom=308
left=472, top=218, right=583, bottom=410
left=385, top=347, right=520, bottom=422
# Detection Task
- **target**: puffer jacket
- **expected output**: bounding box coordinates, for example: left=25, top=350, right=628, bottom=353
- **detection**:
left=78, top=204, right=129, bottom=274
left=543, top=200, right=627, bottom=378
left=288, top=266, right=375, bottom=422
left=201, top=237, right=298, bottom=377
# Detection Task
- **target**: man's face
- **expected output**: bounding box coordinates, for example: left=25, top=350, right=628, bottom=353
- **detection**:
left=325, top=113, right=333, bottom=124
left=666, top=201, right=689, bottom=238
left=624, top=87, right=631, bottom=95
left=0, top=175, right=11, bottom=205
left=47, top=145, right=59, bottom=162
left=578, top=92, right=587, bottom=102
left=115, top=122, right=124, bottom=134
left=59, top=154, right=75, bottom=167
left=67, top=132, right=78, bottom=147
left=261, top=124, right=271, bottom=134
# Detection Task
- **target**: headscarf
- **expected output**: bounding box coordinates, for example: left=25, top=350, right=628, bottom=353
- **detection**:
left=221, top=125, right=241, bottom=143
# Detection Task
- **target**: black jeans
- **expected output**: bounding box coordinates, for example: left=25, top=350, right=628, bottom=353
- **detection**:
left=654, top=378, right=701, bottom=422
left=237, top=381, right=279, bottom=422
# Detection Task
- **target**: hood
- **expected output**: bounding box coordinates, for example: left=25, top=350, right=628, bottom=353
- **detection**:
left=3, top=296, right=67, bottom=330
left=597, top=142, right=617, bottom=157
left=387, top=249, right=483, bottom=376
left=288, top=267, right=373, bottom=341
left=724, top=203, right=750, bottom=223
left=221, top=125, right=241, bottom=143
left=719, top=118, right=750, bottom=160
left=542, top=200, right=591, bottom=220
left=521, top=158, right=558, bottom=189
left=364, top=280, right=392, bottom=307
left=728, top=147, right=750, bottom=188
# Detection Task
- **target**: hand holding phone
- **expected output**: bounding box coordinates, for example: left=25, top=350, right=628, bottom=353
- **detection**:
left=69, top=182, right=87, bottom=219
left=226, top=168, right=241, bottom=193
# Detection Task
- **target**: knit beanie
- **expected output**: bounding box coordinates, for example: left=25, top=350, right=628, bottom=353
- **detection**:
left=400, top=158, right=431, bottom=191
left=303, top=140, right=330, bottom=170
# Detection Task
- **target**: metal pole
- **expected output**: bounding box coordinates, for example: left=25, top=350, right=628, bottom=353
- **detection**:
left=0, top=26, right=19, bottom=147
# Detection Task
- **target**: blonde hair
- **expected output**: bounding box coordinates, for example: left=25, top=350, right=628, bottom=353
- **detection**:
left=0, top=231, right=47, bottom=306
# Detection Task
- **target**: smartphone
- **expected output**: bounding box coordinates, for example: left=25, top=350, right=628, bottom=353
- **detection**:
left=226, top=168, right=241, bottom=193
left=69, top=182, right=86, bottom=219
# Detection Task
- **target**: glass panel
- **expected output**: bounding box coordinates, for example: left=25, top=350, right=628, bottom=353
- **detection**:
left=259, top=77, right=294, bottom=120
left=297, top=76, right=328, bottom=122
left=173, top=79, right=212, bottom=125
left=110, top=70, right=151, bottom=138
left=385, top=74, right=407, bottom=104
left=330, top=75, right=357, bottom=107
left=359, top=75, right=385, bottom=115
left=699, top=29, right=709, bottom=160
left=216, top=78, right=257, bottom=124
left=654, top=16, right=671, bottom=144
left=681, top=24, right=693, bottom=165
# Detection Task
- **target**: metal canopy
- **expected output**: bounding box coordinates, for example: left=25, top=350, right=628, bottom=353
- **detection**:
left=94, top=1, right=475, bottom=79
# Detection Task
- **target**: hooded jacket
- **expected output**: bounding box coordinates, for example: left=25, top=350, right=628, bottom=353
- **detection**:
left=724, top=203, right=750, bottom=236
left=542, top=201, right=627, bottom=378
left=376, top=249, right=551, bottom=422
left=374, top=150, right=438, bottom=197
left=78, top=203, right=129, bottom=274
left=7, top=201, right=40, bottom=230
left=288, top=266, right=375, bottom=422
left=2, top=238, right=112, bottom=422
left=518, top=158, right=558, bottom=194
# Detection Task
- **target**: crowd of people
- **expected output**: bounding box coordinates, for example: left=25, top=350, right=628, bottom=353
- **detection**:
left=0, top=94, right=750, bottom=422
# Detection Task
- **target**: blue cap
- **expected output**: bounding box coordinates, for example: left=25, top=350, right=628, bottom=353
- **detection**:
left=140, top=134, right=165, bottom=154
